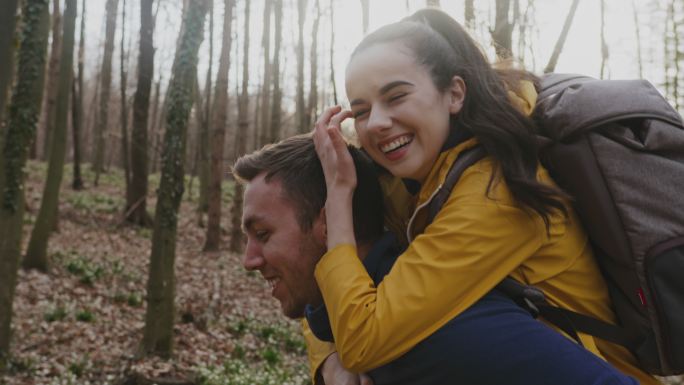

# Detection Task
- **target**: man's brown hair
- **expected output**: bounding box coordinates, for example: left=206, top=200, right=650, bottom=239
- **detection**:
left=232, top=134, right=384, bottom=243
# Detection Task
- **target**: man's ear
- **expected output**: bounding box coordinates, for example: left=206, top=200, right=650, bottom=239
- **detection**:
left=447, top=76, right=466, bottom=114
left=313, top=207, right=327, bottom=243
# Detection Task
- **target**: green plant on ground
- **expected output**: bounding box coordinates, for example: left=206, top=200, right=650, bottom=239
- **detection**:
left=44, top=306, right=68, bottom=322
left=75, top=309, right=95, bottom=323
left=64, top=256, right=104, bottom=286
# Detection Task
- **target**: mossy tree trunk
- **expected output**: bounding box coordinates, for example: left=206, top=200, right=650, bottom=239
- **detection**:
left=141, top=0, right=208, bottom=358
left=0, top=0, right=19, bottom=128
left=0, top=0, right=50, bottom=366
left=229, top=0, right=250, bottom=253
left=203, top=0, right=234, bottom=252
left=23, top=0, right=77, bottom=272
left=92, top=0, right=119, bottom=184
left=120, top=0, right=131, bottom=203
left=126, top=0, right=154, bottom=226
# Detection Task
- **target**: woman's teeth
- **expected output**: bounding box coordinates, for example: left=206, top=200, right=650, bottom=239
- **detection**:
left=381, top=136, right=411, bottom=154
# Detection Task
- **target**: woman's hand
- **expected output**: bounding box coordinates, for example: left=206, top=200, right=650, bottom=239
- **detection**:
left=313, top=106, right=356, bottom=193
left=313, top=106, right=357, bottom=249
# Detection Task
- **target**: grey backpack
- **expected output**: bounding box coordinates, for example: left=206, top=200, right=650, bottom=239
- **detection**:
left=430, top=74, right=684, bottom=375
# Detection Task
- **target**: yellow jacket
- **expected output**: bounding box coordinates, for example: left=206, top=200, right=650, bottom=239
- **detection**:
left=310, top=136, right=659, bottom=385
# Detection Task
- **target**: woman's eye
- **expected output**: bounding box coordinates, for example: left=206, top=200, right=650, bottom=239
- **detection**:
left=389, top=93, right=406, bottom=102
left=353, top=109, right=369, bottom=119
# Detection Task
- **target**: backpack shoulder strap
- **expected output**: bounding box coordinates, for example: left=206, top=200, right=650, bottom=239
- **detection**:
left=425, top=143, right=639, bottom=353
left=427, top=146, right=487, bottom=224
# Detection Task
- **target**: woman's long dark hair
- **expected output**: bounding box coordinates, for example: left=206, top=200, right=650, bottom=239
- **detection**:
left=351, top=8, right=568, bottom=230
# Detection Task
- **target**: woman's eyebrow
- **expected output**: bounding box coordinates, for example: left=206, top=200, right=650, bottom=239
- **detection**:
left=350, top=80, right=414, bottom=106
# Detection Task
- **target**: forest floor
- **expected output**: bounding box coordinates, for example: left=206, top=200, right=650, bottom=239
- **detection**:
left=1, top=161, right=310, bottom=385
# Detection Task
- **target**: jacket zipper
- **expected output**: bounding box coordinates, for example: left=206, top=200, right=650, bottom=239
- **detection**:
left=406, top=183, right=444, bottom=243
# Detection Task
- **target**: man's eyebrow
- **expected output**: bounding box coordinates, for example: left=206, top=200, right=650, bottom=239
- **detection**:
left=350, top=80, right=414, bottom=106
left=242, top=215, right=260, bottom=232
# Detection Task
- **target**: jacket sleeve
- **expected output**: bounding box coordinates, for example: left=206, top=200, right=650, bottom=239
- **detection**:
left=314, top=171, right=546, bottom=372
left=302, top=319, right=336, bottom=383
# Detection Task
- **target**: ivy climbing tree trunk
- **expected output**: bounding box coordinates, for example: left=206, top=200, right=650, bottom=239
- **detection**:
left=141, top=0, right=208, bottom=358
left=126, top=0, right=155, bottom=226
left=0, top=0, right=50, bottom=365
left=23, top=0, right=77, bottom=272
left=203, top=0, right=234, bottom=251
left=0, top=0, right=19, bottom=128
left=93, top=0, right=119, bottom=185
left=229, top=0, right=250, bottom=253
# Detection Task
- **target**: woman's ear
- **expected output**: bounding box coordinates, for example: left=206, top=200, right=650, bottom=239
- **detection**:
left=447, top=76, right=466, bottom=114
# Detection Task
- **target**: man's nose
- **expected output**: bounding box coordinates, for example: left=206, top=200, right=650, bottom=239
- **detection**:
left=242, top=239, right=264, bottom=271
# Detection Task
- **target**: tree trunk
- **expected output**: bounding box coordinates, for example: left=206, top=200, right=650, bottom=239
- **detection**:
left=464, top=0, right=475, bottom=30
left=268, top=0, right=283, bottom=142
left=23, top=0, right=77, bottom=272
left=296, top=0, right=307, bottom=133
left=93, top=0, right=119, bottom=185
left=197, top=0, right=213, bottom=225
left=329, top=0, right=338, bottom=105
left=71, top=0, right=85, bottom=190
left=360, top=0, right=369, bottom=34
left=141, top=0, right=208, bottom=358
left=229, top=0, right=250, bottom=253
left=0, top=0, right=19, bottom=128
left=126, top=0, right=155, bottom=226
left=203, top=0, right=234, bottom=252
left=543, top=0, right=580, bottom=74
left=148, top=74, right=162, bottom=174
left=670, top=0, right=680, bottom=110
left=491, top=0, right=514, bottom=59
left=40, top=0, right=62, bottom=161
left=631, top=0, right=643, bottom=79
left=305, top=0, right=320, bottom=131
left=121, top=0, right=131, bottom=202
left=599, top=0, right=609, bottom=79
left=0, top=0, right=50, bottom=363
left=258, top=0, right=273, bottom=147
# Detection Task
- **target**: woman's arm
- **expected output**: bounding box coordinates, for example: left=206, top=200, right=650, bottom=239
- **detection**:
left=315, top=181, right=546, bottom=372
left=312, top=106, right=357, bottom=250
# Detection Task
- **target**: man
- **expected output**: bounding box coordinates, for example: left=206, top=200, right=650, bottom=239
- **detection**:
left=234, top=135, right=638, bottom=385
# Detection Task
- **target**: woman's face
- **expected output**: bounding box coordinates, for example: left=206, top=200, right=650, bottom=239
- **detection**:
left=345, top=41, right=464, bottom=181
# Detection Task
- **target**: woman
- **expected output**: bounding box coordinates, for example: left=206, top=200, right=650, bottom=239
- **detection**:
left=311, top=8, right=659, bottom=385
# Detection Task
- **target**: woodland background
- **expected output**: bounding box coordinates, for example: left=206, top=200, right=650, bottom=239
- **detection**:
left=0, top=0, right=683, bottom=384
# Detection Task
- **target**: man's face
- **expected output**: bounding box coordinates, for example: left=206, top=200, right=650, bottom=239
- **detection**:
left=241, top=173, right=326, bottom=319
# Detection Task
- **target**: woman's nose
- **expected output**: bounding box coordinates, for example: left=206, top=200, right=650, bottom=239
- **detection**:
left=367, top=105, right=392, bottom=132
